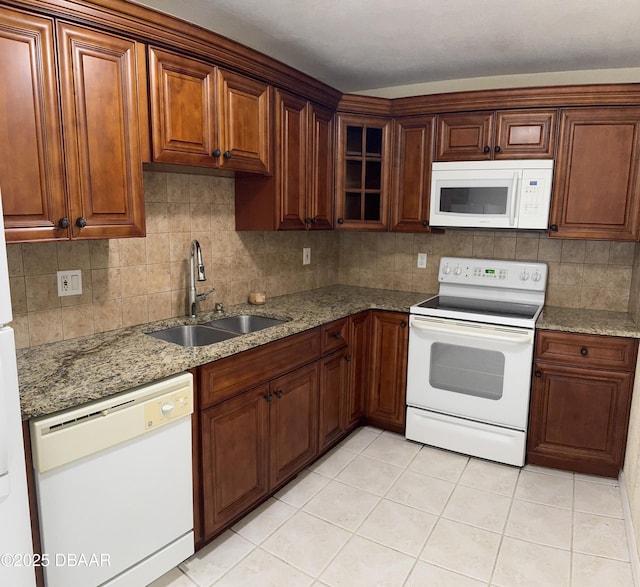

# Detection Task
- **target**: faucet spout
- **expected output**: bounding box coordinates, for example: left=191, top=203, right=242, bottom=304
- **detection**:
left=189, top=240, right=213, bottom=318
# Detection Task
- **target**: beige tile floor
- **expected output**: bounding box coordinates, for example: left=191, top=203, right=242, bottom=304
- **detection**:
left=150, top=427, right=636, bottom=586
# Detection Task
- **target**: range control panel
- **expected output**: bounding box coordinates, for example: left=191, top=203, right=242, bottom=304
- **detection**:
left=439, top=257, right=548, bottom=291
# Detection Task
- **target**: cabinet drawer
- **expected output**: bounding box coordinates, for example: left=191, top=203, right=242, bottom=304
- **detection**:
left=320, top=318, right=348, bottom=355
left=199, top=329, right=320, bottom=409
left=536, top=330, right=638, bottom=371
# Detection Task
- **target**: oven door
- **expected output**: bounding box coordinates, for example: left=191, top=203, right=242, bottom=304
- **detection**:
left=406, top=315, right=534, bottom=430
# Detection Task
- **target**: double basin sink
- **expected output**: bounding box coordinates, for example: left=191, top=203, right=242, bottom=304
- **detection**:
left=148, top=315, right=287, bottom=347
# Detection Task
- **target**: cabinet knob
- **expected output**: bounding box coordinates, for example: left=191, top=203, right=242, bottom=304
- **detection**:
left=494, top=145, right=502, bottom=153
left=580, top=347, right=588, bottom=356
left=304, top=217, right=312, bottom=224
left=265, top=393, right=273, bottom=403
left=337, top=218, right=344, bottom=224
left=345, top=355, right=352, bottom=362
left=275, top=390, right=283, bottom=399
left=212, top=148, right=221, bottom=158
left=550, top=224, right=559, bottom=232
left=534, top=370, right=542, bottom=377
left=223, top=150, right=232, bottom=159
left=483, top=146, right=490, bottom=154
left=58, top=217, right=70, bottom=229
left=76, top=217, right=87, bottom=228
left=333, top=332, right=341, bottom=340
left=421, top=220, right=428, bottom=227
left=311, top=217, right=318, bottom=224
left=400, top=321, right=407, bottom=328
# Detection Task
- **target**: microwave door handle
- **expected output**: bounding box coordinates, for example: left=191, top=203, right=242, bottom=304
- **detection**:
left=510, top=172, right=519, bottom=227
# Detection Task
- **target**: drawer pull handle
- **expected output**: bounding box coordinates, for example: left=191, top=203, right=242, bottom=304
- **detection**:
left=580, top=347, right=588, bottom=356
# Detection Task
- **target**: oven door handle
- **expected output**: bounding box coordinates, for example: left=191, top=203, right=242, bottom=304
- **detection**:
left=410, top=316, right=533, bottom=344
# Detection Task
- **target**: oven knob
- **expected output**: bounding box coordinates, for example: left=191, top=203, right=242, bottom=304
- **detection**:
left=454, top=265, right=462, bottom=276
left=532, top=270, right=541, bottom=282
left=442, top=264, right=451, bottom=275
left=519, top=269, right=530, bottom=281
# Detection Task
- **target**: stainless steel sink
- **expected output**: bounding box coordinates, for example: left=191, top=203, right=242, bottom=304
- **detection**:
left=206, top=315, right=287, bottom=334
left=148, top=325, right=239, bottom=347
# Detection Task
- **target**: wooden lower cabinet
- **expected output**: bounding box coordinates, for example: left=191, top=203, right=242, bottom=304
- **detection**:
left=367, top=311, right=409, bottom=433
left=527, top=330, right=638, bottom=477
left=346, top=311, right=371, bottom=427
left=200, top=363, right=319, bottom=540
left=318, top=312, right=371, bottom=450
left=318, top=347, right=349, bottom=451
left=197, top=310, right=406, bottom=543
left=201, top=384, right=270, bottom=536
left=269, top=363, right=319, bottom=487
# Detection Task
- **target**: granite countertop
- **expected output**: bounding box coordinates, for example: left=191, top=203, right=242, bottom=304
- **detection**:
left=18, top=284, right=640, bottom=421
left=17, top=285, right=432, bottom=420
left=536, top=306, right=640, bottom=338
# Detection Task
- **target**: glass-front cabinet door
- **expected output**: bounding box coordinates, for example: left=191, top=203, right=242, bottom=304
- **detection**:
left=336, top=114, right=391, bottom=230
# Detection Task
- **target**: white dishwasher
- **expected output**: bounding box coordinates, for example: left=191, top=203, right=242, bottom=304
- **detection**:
left=30, top=372, right=194, bottom=587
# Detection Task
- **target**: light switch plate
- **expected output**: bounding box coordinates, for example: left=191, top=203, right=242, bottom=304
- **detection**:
left=57, top=270, right=82, bottom=297
left=417, top=253, right=427, bottom=269
left=303, top=247, right=311, bottom=265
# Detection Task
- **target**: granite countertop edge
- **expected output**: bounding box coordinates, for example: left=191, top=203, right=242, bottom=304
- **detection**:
left=17, top=285, right=640, bottom=420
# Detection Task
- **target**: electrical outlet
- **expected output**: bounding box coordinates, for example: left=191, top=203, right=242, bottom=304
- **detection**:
left=302, top=247, right=311, bottom=265
left=417, top=253, right=427, bottom=269
left=57, top=270, right=83, bottom=297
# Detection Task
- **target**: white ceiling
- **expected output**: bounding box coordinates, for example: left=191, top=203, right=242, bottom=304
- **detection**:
left=132, top=0, right=640, bottom=95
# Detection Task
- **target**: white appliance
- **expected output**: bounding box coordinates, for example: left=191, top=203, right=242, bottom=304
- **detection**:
left=406, top=256, right=547, bottom=466
left=429, top=159, right=554, bottom=229
left=0, top=190, right=36, bottom=587
left=30, top=373, right=195, bottom=587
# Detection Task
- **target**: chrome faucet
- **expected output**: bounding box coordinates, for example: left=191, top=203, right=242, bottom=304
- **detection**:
left=189, top=240, right=214, bottom=318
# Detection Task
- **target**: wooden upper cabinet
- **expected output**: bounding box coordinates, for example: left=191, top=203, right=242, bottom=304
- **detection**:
left=336, top=114, right=392, bottom=230
left=495, top=110, right=557, bottom=159
left=0, top=8, right=67, bottom=242
left=549, top=107, right=640, bottom=240
left=436, top=112, right=493, bottom=161
left=308, top=103, right=335, bottom=230
left=235, top=92, right=334, bottom=231
left=149, top=47, right=271, bottom=174
left=217, top=69, right=271, bottom=174
left=273, top=90, right=308, bottom=230
left=148, top=47, right=216, bottom=166
left=391, top=116, right=435, bottom=232
left=436, top=109, right=557, bottom=161
left=0, top=9, right=146, bottom=242
left=57, top=23, right=145, bottom=239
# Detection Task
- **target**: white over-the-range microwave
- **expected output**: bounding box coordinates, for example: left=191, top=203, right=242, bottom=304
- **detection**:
left=429, top=159, right=554, bottom=230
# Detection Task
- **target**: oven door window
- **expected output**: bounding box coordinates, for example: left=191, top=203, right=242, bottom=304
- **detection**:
left=429, top=342, right=505, bottom=400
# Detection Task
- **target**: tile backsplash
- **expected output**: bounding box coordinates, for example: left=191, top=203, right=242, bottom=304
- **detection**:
left=7, top=170, right=639, bottom=348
